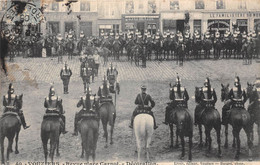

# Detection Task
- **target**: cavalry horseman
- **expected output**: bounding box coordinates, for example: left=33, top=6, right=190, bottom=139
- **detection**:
left=222, top=76, right=247, bottom=125
left=194, top=78, right=217, bottom=126
left=129, top=85, right=158, bottom=129
left=204, top=30, right=211, bottom=39
left=98, top=75, right=113, bottom=103
left=73, top=85, right=98, bottom=136
left=44, top=85, right=67, bottom=134
left=184, top=30, right=191, bottom=40
left=215, top=29, right=220, bottom=39
left=77, top=31, right=86, bottom=55
left=60, top=62, right=72, bottom=94
left=3, top=83, right=30, bottom=129
left=106, top=63, right=120, bottom=94
left=163, top=76, right=189, bottom=125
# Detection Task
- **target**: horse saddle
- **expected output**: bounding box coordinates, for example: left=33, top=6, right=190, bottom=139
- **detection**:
left=81, top=112, right=99, bottom=120
left=232, top=101, right=244, bottom=108
left=134, top=108, right=153, bottom=117
left=1, top=112, right=22, bottom=124
left=43, top=113, right=60, bottom=119
left=100, top=96, right=113, bottom=103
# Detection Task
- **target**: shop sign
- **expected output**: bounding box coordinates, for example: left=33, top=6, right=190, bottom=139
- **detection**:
left=125, top=23, right=134, bottom=29
left=209, top=12, right=260, bottom=18
left=124, top=15, right=159, bottom=21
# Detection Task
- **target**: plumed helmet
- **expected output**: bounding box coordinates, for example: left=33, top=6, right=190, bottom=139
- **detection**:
left=204, top=77, right=210, bottom=87
left=8, top=83, right=14, bottom=94
left=234, top=76, right=240, bottom=87
left=176, top=75, right=181, bottom=85
left=49, top=85, right=55, bottom=96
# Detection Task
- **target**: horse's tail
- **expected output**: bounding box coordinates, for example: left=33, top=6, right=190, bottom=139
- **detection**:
left=231, top=109, right=251, bottom=127
left=83, top=127, right=94, bottom=156
left=108, top=103, right=116, bottom=126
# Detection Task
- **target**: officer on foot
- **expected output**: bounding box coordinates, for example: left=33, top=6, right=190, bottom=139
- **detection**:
left=60, top=62, right=72, bottom=94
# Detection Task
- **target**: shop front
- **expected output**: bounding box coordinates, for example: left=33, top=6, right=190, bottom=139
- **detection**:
left=122, top=14, right=160, bottom=35
left=97, top=19, right=121, bottom=36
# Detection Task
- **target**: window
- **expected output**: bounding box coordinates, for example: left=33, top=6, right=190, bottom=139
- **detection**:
left=80, top=1, right=90, bottom=11
left=113, top=24, right=120, bottom=34
left=238, top=0, right=246, bottom=10
left=148, top=0, right=156, bottom=14
left=163, top=20, right=176, bottom=32
left=195, top=0, right=204, bottom=9
left=125, top=1, right=134, bottom=14
left=193, top=20, right=201, bottom=33
left=51, top=2, right=59, bottom=11
left=170, top=0, right=179, bottom=10
left=48, top=22, right=60, bottom=35
left=216, top=0, right=225, bottom=9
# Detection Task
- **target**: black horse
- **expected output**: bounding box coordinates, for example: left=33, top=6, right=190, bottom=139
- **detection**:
left=247, top=82, right=260, bottom=148
left=195, top=87, right=222, bottom=157
left=0, top=94, right=23, bottom=164
left=166, top=105, right=193, bottom=161
left=221, top=84, right=253, bottom=160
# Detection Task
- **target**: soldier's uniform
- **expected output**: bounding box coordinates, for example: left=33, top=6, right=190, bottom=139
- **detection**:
left=60, top=62, right=72, bottom=94
left=106, top=63, right=119, bottom=93
left=129, top=85, right=158, bottom=129
left=3, top=84, right=30, bottom=129
left=100, top=30, right=105, bottom=38
left=73, top=86, right=97, bottom=136
left=194, top=78, right=217, bottom=125
left=44, top=86, right=67, bottom=134
left=109, top=30, right=114, bottom=38
left=184, top=30, right=191, bottom=40
left=222, top=77, right=247, bottom=125
left=224, top=30, right=231, bottom=39
left=205, top=30, right=211, bottom=39
left=163, top=76, right=189, bottom=125
left=98, top=77, right=113, bottom=103
left=215, top=30, right=220, bottom=39
left=166, top=29, right=171, bottom=37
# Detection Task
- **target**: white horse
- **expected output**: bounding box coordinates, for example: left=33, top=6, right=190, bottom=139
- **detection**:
left=133, top=114, right=154, bottom=162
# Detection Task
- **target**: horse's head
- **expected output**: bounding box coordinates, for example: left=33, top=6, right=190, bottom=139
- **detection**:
left=221, top=83, right=229, bottom=102
left=16, top=94, right=23, bottom=110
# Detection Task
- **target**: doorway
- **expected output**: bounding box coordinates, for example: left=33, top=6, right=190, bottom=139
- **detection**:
left=137, top=22, right=145, bottom=35
left=176, top=20, right=185, bottom=33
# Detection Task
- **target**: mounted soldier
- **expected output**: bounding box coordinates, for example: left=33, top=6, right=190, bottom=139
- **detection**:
left=221, top=76, right=247, bottom=125
left=106, top=63, right=119, bottom=94
left=184, top=29, right=191, bottom=40
left=204, top=29, right=211, bottom=39
left=194, top=30, right=201, bottom=40
left=98, top=76, right=113, bottom=103
left=166, top=29, right=171, bottom=37
left=44, top=85, right=67, bottom=134
left=234, top=28, right=240, bottom=35
left=100, top=29, right=105, bottom=38
left=109, top=29, right=114, bottom=38
left=163, top=76, right=189, bottom=125
left=194, top=78, right=217, bottom=125
left=3, top=83, right=30, bottom=129
left=215, top=29, right=220, bottom=39
left=60, top=62, right=72, bottom=94
left=72, top=85, right=98, bottom=136
left=129, top=85, right=158, bottom=129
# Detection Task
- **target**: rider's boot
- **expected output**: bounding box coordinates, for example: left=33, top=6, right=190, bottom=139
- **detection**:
left=129, top=115, right=134, bottom=129
left=19, top=112, right=30, bottom=129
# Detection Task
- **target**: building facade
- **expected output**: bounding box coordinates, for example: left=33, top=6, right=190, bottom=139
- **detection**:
left=1, top=0, right=260, bottom=37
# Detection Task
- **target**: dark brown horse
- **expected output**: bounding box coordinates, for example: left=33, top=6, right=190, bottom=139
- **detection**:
left=0, top=94, right=23, bottom=164
left=98, top=102, right=116, bottom=148
left=246, top=82, right=260, bottom=147
left=79, top=116, right=99, bottom=161
left=221, top=84, right=253, bottom=161
left=167, top=106, right=193, bottom=161
left=41, top=111, right=62, bottom=163
left=195, top=87, right=222, bottom=158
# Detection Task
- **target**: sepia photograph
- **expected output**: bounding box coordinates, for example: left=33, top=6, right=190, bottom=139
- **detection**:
left=0, top=0, right=260, bottom=164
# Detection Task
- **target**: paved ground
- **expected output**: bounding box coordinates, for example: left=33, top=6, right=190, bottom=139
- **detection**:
left=0, top=56, right=260, bottom=164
